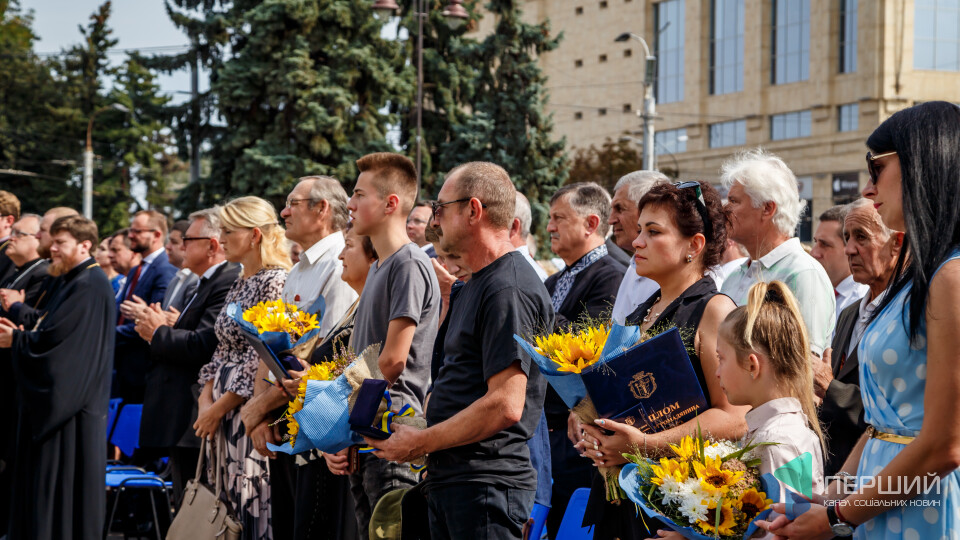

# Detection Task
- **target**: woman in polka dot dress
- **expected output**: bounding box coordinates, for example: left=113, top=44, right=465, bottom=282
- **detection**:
left=756, top=102, right=960, bottom=539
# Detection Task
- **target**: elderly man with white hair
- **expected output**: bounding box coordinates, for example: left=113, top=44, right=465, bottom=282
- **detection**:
left=608, top=170, right=668, bottom=323
left=509, top=192, right=549, bottom=281
left=720, top=149, right=836, bottom=357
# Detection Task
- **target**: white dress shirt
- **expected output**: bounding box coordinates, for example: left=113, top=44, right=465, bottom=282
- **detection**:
left=834, top=274, right=869, bottom=320
left=282, top=232, right=358, bottom=336
left=610, top=259, right=659, bottom=324
left=721, top=238, right=836, bottom=356
left=847, top=291, right=885, bottom=359
left=514, top=245, right=548, bottom=282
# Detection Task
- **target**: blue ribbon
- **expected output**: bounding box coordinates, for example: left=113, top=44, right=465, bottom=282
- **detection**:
left=358, top=390, right=426, bottom=472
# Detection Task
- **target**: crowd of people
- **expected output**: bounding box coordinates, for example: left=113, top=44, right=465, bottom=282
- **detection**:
left=0, top=100, right=958, bottom=540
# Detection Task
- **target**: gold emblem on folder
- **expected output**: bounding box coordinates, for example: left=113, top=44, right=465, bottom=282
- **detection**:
left=628, top=371, right=657, bottom=400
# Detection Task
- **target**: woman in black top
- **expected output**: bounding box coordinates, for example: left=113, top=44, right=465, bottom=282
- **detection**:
left=578, top=181, right=749, bottom=539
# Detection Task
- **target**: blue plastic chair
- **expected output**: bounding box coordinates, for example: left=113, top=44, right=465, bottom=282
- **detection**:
left=109, top=403, right=142, bottom=458
left=104, top=472, right=173, bottom=540
left=106, top=398, right=123, bottom=438
left=555, top=488, right=594, bottom=540
left=529, top=502, right=550, bottom=539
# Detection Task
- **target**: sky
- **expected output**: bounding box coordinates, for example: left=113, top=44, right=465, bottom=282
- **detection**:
left=22, top=0, right=207, bottom=103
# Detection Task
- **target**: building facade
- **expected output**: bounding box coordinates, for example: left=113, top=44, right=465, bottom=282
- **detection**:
left=478, top=0, right=960, bottom=239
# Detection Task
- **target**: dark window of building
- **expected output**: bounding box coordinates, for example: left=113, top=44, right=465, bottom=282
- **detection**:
left=575, top=59, right=583, bottom=68
left=599, top=54, right=608, bottom=63
left=710, top=0, right=744, bottom=94
left=655, top=0, right=685, bottom=103
left=623, top=103, right=632, bottom=112
left=576, top=6, right=584, bottom=15
left=839, top=0, right=857, bottom=73
left=832, top=172, right=860, bottom=205
left=574, top=111, right=583, bottom=120
left=771, top=0, right=810, bottom=84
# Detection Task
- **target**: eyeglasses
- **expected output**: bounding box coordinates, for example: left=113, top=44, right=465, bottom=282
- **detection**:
left=866, top=151, right=896, bottom=185
left=407, top=217, right=429, bottom=226
left=285, top=198, right=313, bottom=208
left=182, top=236, right=213, bottom=244
left=10, top=229, right=36, bottom=239
left=129, top=227, right=158, bottom=235
left=674, top=181, right=713, bottom=240
left=431, top=198, right=487, bottom=219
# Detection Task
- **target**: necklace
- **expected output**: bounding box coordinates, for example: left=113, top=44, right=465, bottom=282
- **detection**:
left=642, top=296, right=663, bottom=324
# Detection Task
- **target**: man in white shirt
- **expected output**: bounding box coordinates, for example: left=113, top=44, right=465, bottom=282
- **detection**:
left=811, top=205, right=868, bottom=319
left=407, top=201, right=436, bottom=258
left=509, top=192, right=549, bottom=281
left=242, top=175, right=359, bottom=540
left=607, top=170, right=667, bottom=324
left=720, top=149, right=836, bottom=357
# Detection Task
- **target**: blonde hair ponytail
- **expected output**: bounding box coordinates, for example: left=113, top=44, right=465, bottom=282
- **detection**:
left=219, top=196, right=292, bottom=271
left=721, top=281, right=825, bottom=452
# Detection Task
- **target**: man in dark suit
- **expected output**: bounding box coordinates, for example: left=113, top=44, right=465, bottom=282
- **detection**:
left=815, top=199, right=902, bottom=476
left=115, top=210, right=178, bottom=403
left=543, top=182, right=626, bottom=537
left=0, top=190, right=20, bottom=284
left=0, top=214, right=49, bottom=315
left=134, top=208, right=239, bottom=502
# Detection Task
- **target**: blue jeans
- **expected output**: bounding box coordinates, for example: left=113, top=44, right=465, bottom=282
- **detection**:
left=426, top=483, right=534, bottom=540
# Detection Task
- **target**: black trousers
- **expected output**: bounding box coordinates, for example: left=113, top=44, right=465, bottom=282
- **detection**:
left=271, top=453, right=359, bottom=540
left=426, top=483, right=534, bottom=540
left=168, top=446, right=200, bottom=509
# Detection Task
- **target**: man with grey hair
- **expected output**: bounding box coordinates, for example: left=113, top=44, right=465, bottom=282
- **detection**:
left=719, top=148, right=835, bottom=357
left=509, top=191, right=548, bottom=281
left=811, top=205, right=868, bottom=319
left=609, top=170, right=667, bottom=323
left=815, top=198, right=902, bottom=476
left=245, top=175, right=359, bottom=540
left=543, top=181, right=626, bottom=536
left=135, top=207, right=240, bottom=505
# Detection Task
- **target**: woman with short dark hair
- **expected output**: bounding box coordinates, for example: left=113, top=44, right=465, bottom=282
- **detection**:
left=578, top=181, right=749, bottom=538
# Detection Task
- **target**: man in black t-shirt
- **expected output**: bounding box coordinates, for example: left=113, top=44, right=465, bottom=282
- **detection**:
left=365, top=162, right=553, bottom=540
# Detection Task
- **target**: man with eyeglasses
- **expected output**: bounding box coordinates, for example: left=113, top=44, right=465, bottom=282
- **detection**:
left=1, top=207, right=78, bottom=329
left=0, top=214, right=49, bottom=316
left=719, top=148, right=836, bottom=360
left=366, top=161, right=552, bottom=540
left=407, top=201, right=436, bottom=257
left=135, top=208, right=240, bottom=507
left=0, top=191, right=21, bottom=285
left=114, top=209, right=178, bottom=403
left=241, top=176, right=359, bottom=540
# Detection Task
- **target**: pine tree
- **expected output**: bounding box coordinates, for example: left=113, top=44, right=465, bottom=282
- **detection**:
left=162, top=0, right=411, bottom=210
left=439, top=0, right=568, bottom=231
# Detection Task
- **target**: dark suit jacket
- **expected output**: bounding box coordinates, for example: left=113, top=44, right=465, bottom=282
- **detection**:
left=819, top=299, right=868, bottom=477
left=0, top=258, right=49, bottom=317
left=543, top=253, right=627, bottom=422
left=0, top=238, right=14, bottom=283
left=140, top=262, right=241, bottom=448
left=604, top=237, right=633, bottom=267
left=114, top=250, right=178, bottom=401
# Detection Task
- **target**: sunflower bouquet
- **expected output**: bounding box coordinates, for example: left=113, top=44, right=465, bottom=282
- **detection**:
left=618, top=432, right=778, bottom=539
left=242, top=299, right=321, bottom=341
left=515, top=321, right=709, bottom=502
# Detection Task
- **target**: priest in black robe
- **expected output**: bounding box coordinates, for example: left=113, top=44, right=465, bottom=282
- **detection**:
left=0, top=215, right=115, bottom=540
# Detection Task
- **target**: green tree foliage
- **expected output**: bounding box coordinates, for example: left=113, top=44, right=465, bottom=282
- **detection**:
left=567, top=138, right=647, bottom=193
left=437, top=0, right=568, bottom=231
left=0, top=1, right=186, bottom=233
left=161, top=0, right=411, bottom=211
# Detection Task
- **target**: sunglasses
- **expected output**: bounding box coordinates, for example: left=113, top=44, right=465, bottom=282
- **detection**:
left=866, top=151, right=896, bottom=185
left=430, top=198, right=487, bottom=219
left=674, top=181, right=713, bottom=240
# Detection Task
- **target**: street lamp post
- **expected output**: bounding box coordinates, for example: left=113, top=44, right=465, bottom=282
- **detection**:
left=84, top=103, right=129, bottom=219
left=615, top=32, right=657, bottom=171
left=373, top=0, right=467, bottom=196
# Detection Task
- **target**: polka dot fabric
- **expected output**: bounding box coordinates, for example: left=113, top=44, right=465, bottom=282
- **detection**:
left=854, top=250, right=960, bottom=538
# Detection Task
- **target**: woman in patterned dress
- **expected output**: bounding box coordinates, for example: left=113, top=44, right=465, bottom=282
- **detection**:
left=195, top=196, right=291, bottom=540
left=757, top=102, right=960, bottom=538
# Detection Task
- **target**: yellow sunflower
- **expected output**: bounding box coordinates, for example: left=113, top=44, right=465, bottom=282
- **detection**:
left=669, top=435, right=700, bottom=461
left=736, top=488, right=772, bottom=520
left=257, top=311, right=291, bottom=333
left=693, top=455, right=744, bottom=496
left=534, top=325, right=609, bottom=374
left=649, top=457, right=690, bottom=486
left=698, top=498, right=737, bottom=536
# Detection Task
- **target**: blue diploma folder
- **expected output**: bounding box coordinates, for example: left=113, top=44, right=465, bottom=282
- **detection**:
left=579, top=327, right=707, bottom=433
left=348, top=379, right=391, bottom=440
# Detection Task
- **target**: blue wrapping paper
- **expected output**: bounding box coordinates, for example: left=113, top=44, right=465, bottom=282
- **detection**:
left=619, top=463, right=780, bottom=540
left=266, top=375, right=362, bottom=455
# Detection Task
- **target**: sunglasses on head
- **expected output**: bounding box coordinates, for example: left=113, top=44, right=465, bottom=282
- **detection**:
left=674, top=181, right=713, bottom=240
left=866, top=151, right=896, bottom=185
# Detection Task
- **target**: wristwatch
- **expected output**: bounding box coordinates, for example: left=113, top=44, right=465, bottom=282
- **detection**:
left=826, top=504, right=855, bottom=537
